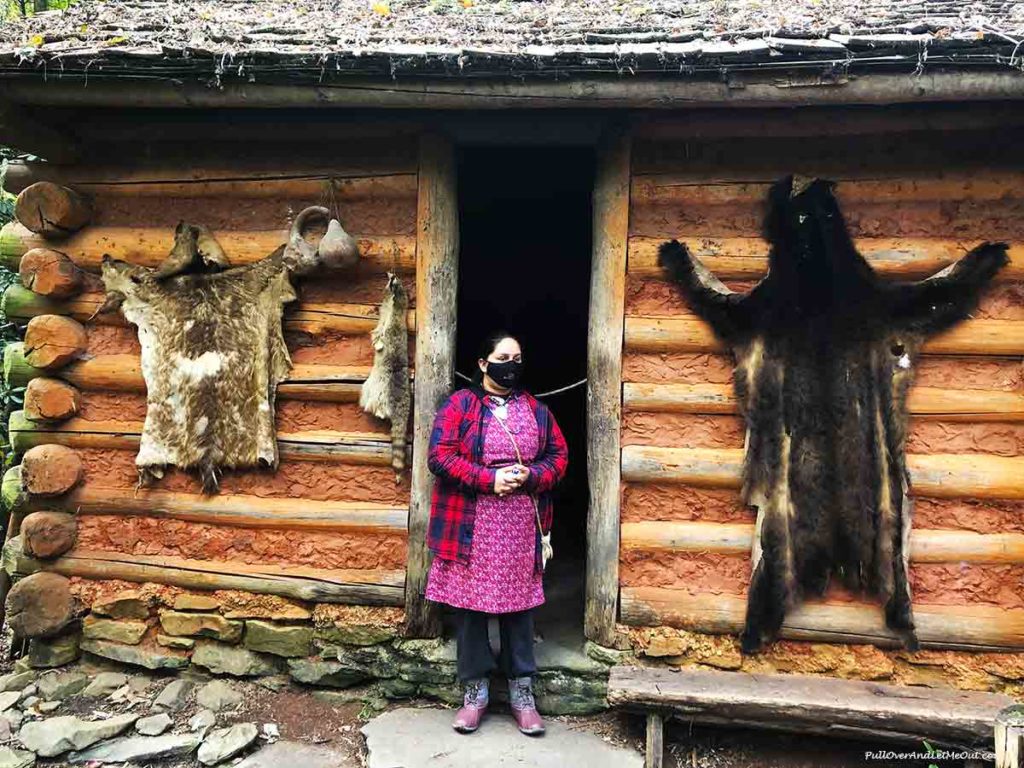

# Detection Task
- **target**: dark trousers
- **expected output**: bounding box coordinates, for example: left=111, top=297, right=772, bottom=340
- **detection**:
left=455, top=608, right=537, bottom=682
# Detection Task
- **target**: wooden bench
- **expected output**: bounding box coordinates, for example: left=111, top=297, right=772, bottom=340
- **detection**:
left=608, top=666, right=1020, bottom=768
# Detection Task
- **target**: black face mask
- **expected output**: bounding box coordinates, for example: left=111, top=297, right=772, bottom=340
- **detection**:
left=485, top=359, right=523, bottom=388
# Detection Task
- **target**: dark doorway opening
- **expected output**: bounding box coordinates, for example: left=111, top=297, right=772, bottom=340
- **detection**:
left=454, top=145, right=594, bottom=634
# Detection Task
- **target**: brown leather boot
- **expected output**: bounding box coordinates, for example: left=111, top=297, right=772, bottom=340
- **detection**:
left=452, top=678, right=489, bottom=733
left=508, top=676, right=545, bottom=735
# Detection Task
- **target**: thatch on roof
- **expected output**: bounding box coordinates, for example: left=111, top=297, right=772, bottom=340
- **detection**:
left=0, top=0, right=1023, bottom=85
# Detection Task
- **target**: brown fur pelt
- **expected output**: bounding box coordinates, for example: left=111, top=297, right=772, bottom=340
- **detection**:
left=99, top=225, right=296, bottom=493
left=658, top=176, right=1009, bottom=653
left=359, top=272, right=411, bottom=480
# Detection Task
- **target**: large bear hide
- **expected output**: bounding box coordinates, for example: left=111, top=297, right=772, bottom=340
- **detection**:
left=100, top=230, right=296, bottom=493
left=658, top=176, right=1009, bottom=653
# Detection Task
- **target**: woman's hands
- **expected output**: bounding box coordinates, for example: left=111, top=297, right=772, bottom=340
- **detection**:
left=493, top=464, right=532, bottom=496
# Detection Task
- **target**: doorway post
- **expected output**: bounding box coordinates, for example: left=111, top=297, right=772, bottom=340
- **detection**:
left=405, top=132, right=459, bottom=637
left=585, top=125, right=630, bottom=646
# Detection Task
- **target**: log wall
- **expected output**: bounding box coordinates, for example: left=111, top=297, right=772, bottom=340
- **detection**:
left=0, top=136, right=420, bottom=608
left=618, top=115, right=1024, bottom=675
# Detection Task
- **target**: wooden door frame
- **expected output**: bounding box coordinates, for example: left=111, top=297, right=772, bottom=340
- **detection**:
left=404, top=126, right=631, bottom=642
left=404, top=132, right=459, bottom=637
left=584, top=126, right=631, bottom=646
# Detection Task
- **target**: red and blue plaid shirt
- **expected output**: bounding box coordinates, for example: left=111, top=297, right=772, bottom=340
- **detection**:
left=426, top=385, right=568, bottom=574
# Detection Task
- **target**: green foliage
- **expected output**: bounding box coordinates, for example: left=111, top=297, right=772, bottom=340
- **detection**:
left=3, top=0, right=77, bottom=23
left=0, top=158, right=22, bottom=471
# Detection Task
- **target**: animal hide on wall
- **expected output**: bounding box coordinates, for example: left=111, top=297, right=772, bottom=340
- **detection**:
left=100, top=224, right=297, bottom=493
left=360, top=272, right=411, bottom=479
left=658, top=176, right=1009, bottom=653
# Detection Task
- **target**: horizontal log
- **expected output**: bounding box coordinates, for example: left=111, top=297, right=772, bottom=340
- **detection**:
left=628, top=236, right=1024, bottom=281
left=621, top=520, right=1024, bottom=564
left=630, top=104, right=1024, bottom=140
left=4, top=345, right=399, bottom=403
left=623, top=382, right=1024, bottom=421
left=8, top=411, right=406, bottom=467
left=21, top=443, right=82, bottom=497
left=23, top=314, right=87, bottom=370
left=6, top=71, right=1024, bottom=110
left=15, top=182, right=91, bottom=237
left=1, top=284, right=416, bottom=337
left=19, top=247, right=84, bottom=299
left=619, top=586, right=1024, bottom=651
left=3, top=157, right=419, bottom=193
left=621, top=445, right=1024, bottom=500
left=12, top=483, right=407, bottom=534
left=0, top=222, right=416, bottom=274
left=607, top=666, right=1014, bottom=748
left=632, top=174, right=1024, bottom=205
left=623, top=316, right=1024, bottom=357
left=4, top=168, right=417, bottom=199
left=23, top=378, right=80, bottom=422
left=6, top=538, right=404, bottom=606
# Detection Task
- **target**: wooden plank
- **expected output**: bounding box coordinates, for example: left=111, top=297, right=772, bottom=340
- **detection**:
left=621, top=445, right=1024, bottom=500
left=13, top=483, right=408, bottom=533
left=6, top=71, right=1024, bottom=109
left=3, top=165, right=418, bottom=199
left=404, top=133, right=458, bottom=638
left=7, top=538, right=404, bottom=606
left=0, top=222, right=416, bottom=273
left=8, top=410, right=405, bottom=467
left=1, top=284, right=416, bottom=337
left=623, top=382, right=1024, bottom=421
left=645, top=713, right=664, bottom=768
left=4, top=345, right=398, bottom=403
left=585, top=125, right=631, bottom=646
left=608, top=666, right=1015, bottom=748
left=619, top=587, right=1024, bottom=651
left=620, top=521, right=1024, bottom=564
left=631, top=174, right=1024, bottom=205
left=630, top=104, right=1024, bottom=140
left=623, top=316, right=1024, bottom=357
left=996, top=706, right=1024, bottom=768
left=627, top=236, right=1024, bottom=282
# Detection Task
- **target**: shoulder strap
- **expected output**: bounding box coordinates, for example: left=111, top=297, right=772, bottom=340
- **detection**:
left=487, top=406, right=544, bottom=536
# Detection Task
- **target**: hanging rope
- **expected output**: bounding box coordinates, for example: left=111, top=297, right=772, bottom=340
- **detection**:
left=454, top=370, right=587, bottom=399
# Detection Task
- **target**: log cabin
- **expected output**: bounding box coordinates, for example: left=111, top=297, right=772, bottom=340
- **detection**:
left=0, top=0, right=1022, bottom=755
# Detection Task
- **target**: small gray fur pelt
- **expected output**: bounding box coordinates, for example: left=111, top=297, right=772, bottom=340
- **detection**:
left=360, top=272, right=411, bottom=479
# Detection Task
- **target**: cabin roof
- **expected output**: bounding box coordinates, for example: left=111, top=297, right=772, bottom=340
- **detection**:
left=1, top=0, right=1023, bottom=84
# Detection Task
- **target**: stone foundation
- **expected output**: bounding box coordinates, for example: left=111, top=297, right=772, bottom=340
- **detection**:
left=620, top=624, right=1024, bottom=698
left=25, top=581, right=612, bottom=716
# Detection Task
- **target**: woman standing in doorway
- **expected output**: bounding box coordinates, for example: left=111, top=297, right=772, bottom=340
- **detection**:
left=424, top=331, right=569, bottom=736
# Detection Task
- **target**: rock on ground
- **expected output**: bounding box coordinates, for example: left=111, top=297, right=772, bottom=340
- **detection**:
left=189, top=709, right=216, bottom=732
left=136, top=712, right=172, bottom=736
left=81, top=672, right=128, bottom=698
left=361, top=708, right=643, bottom=768
left=196, top=680, right=243, bottom=712
left=234, top=740, right=355, bottom=768
left=18, top=713, right=138, bottom=757
left=67, top=731, right=202, bottom=764
left=198, top=723, right=259, bottom=765
left=0, top=746, right=34, bottom=768
left=36, top=670, right=88, bottom=701
left=0, top=673, right=33, bottom=694
left=152, top=678, right=194, bottom=711
left=0, top=692, right=20, bottom=712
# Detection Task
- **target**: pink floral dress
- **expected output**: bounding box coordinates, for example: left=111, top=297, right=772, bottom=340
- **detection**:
left=425, top=393, right=545, bottom=613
